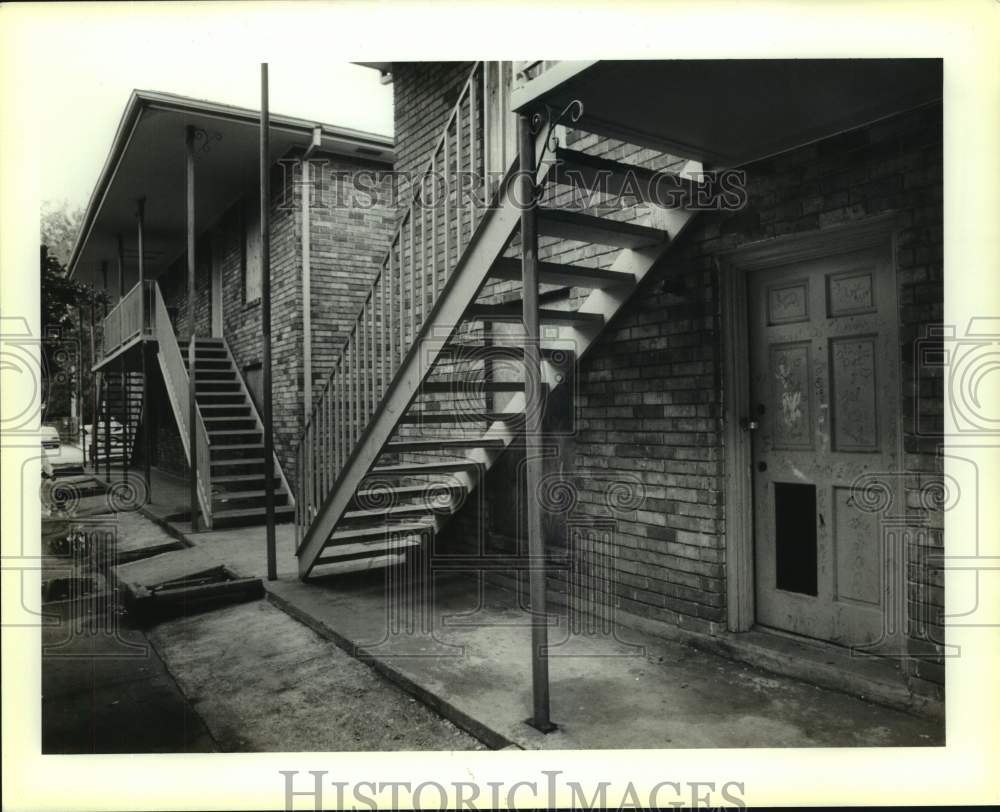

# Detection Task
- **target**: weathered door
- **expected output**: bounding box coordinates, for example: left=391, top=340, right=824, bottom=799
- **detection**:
left=747, top=245, right=898, bottom=646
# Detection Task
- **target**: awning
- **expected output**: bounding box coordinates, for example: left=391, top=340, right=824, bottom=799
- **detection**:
left=69, top=90, right=394, bottom=288
left=511, top=59, right=942, bottom=166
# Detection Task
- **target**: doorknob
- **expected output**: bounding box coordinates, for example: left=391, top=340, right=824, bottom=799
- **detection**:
left=740, top=417, right=759, bottom=432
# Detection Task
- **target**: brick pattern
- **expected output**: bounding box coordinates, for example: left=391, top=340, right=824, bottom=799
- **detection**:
left=388, top=62, right=943, bottom=696
left=152, top=151, right=394, bottom=491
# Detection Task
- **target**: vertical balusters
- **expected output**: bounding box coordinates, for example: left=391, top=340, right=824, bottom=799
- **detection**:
left=325, top=374, right=333, bottom=497
left=409, top=211, right=416, bottom=341
left=483, top=62, right=492, bottom=199
left=456, top=109, right=463, bottom=263
left=369, top=291, right=376, bottom=409
left=420, top=194, right=426, bottom=333
left=380, top=273, right=387, bottom=393
left=470, top=69, right=478, bottom=232
left=443, top=131, right=451, bottom=279
left=431, top=155, right=438, bottom=301
left=388, top=255, right=396, bottom=374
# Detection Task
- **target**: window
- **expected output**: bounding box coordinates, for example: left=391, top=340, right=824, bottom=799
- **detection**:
left=242, top=199, right=262, bottom=304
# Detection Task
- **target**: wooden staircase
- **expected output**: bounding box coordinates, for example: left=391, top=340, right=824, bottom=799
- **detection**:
left=295, top=62, right=700, bottom=578
left=183, top=337, right=295, bottom=527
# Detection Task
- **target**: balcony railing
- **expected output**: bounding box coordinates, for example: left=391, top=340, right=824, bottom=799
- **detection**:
left=99, top=280, right=155, bottom=362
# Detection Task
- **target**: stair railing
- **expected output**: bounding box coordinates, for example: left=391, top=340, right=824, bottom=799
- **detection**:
left=152, top=281, right=213, bottom=527
left=99, top=279, right=155, bottom=360
left=294, top=61, right=516, bottom=548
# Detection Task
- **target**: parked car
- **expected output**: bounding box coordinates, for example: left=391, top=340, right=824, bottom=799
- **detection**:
left=41, top=425, right=86, bottom=478
left=82, top=420, right=125, bottom=464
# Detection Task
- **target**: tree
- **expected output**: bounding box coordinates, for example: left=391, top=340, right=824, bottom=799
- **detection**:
left=40, top=207, right=107, bottom=430
left=41, top=200, right=85, bottom=267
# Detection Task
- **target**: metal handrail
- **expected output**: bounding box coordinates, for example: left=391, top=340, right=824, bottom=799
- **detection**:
left=294, top=61, right=518, bottom=547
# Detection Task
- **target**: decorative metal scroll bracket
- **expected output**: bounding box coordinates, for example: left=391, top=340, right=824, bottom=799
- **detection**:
left=192, top=127, right=223, bottom=153
left=529, top=99, right=584, bottom=178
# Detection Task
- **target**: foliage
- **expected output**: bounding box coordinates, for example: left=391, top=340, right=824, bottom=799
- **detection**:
left=40, top=200, right=85, bottom=267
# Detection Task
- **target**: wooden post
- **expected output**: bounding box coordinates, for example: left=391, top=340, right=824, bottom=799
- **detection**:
left=518, top=112, right=555, bottom=732
left=261, top=64, right=277, bottom=581
left=137, top=198, right=151, bottom=501
left=186, top=125, right=200, bottom=531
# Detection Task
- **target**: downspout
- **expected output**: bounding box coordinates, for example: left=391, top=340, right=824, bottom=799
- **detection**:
left=301, top=126, right=322, bottom=421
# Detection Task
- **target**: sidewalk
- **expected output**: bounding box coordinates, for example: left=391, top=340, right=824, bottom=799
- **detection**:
left=150, top=515, right=945, bottom=750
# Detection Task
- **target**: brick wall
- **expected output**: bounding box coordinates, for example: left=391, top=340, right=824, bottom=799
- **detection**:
left=391, top=62, right=475, bottom=213
left=152, top=150, right=394, bottom=490
left=380, top=65, right=944, bottom=697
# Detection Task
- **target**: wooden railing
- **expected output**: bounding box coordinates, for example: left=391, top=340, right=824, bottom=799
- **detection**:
left=294, top=61, right=517, bottom=545
left=152, top=281, right=214, bottom=528
left=100, top=280, right=154, bottom=360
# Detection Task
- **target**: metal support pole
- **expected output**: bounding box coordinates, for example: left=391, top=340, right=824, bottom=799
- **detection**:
left=117, top=233, right=128, bottom=482
left=518, top=112, right=555, bottom=733
left=186, top=125, right=200, bottom=531
left=103, top=374, right=111, bottom=482
left=261, top=63, right=277, bottom=581
left=121, top=355, right=128, bottom=482
left=89, top=304, right=98, bottom=468
left=76, top=305, right=85, bottom=451
left=137, top=198, right=151, bottom=500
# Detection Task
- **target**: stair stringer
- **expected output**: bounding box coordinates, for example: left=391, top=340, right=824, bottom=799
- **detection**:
left=151, top=284, right=214, bottom=526
left=299, top=197, right=700, bottom=578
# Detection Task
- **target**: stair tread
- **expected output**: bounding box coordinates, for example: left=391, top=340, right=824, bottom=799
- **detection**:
left=466, top=303, right=605, bottom=325
left=315, top=537, right=423, bottom=564
left=208, top=428, right=262, bottom=436
left=384, top=437, right=505, bottom=451
left=489, top=256, right=635, bottom=289
left=211, top=505, right=294, bottom=519
left=537, top=207, right=668, bottom=249
left=214, top=474, right=282, bottom=484
left=420, top=379, right=526, bottom=393
left=353, top=483, right=466, bottom=501
left=328, top=522, right=433, bottom=542
left=399, top=411, right=524, bottom=424
left=213, top=489, right=287, bottom=500
left=549, top=146, right=702, bottom=205
left=367, top=461, right=482, bottom=476
left=343, top=502, right=454, bottom=521
left=210, top=442, right=264, bottom=450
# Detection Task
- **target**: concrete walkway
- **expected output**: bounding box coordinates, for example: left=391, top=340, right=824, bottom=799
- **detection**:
left=41, top=473, right=214, bottom=754
left=145, top=514, right=943, bottom=750
left=149, top=600, right=485, bottom=751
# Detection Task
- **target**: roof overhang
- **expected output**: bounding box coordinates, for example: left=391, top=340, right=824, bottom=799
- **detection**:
left=69, top=90, right=394, bottom=286
left=511, top=59, right=942, bottom=167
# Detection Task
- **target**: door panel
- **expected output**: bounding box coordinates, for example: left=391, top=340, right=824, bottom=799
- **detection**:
left=748, top=245, right=897, bottom=647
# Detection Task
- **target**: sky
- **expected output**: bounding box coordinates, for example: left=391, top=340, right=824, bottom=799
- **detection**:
left=20, top=7, right=394, bottom=213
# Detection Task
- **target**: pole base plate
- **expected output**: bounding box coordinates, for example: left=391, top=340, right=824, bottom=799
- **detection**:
left=524, top=717, right=559, bottom=734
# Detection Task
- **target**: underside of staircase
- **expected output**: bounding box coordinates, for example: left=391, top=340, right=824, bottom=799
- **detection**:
left=295, top=77, right=701, bottom=578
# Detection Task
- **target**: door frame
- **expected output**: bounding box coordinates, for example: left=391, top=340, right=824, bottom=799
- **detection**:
left=210, top=232, right=224, bottom=338
left=717, top=213, right=905, bottom=633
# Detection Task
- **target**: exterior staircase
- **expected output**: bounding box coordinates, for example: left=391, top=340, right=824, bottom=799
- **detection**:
left=150, top=281, right=294, bottom=529
left=92, top=370, right=143, bottom=465
left=183, top=338, right=295, bottom=527
left=295, top=61, right=701, bottom=578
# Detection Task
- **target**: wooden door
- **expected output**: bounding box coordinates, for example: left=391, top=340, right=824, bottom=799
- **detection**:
left=747, top=245, right=898, bottom=646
